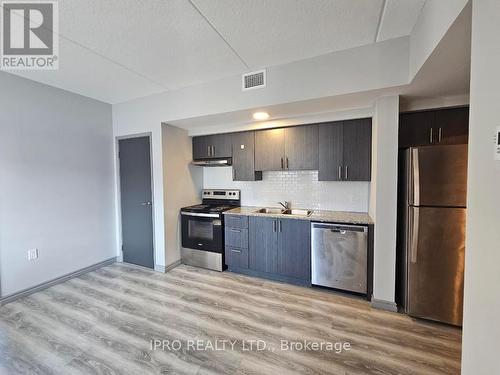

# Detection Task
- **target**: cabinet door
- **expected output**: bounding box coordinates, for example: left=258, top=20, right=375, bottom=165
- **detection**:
left=192, top=136, right=210, bottom=159
left=318, top=122, right=343, bottom=181
left=255, top=128, right=285, bottom=171
left=277, top=219, right=311, bottom=280
left=284, top=125, right=319, bottom=170
left=231, top=132, right=262, bottom=181
left=434, top=107, right=469, bottom=145
left=249, top=216, right=278, bottom=273
left=210, top=134, right=232, bottom=158
left=399, top=112, right=435, bottom=148
left=343, top=118, right=372, bottom=181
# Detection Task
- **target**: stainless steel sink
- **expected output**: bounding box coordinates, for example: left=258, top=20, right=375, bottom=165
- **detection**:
left=255, top=208, right=285, bottom=214
left=282, top=209, right=313, bottom=216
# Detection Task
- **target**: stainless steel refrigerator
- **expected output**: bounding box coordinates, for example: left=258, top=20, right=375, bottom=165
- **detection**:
left=401, top=144, right=467, bottom=326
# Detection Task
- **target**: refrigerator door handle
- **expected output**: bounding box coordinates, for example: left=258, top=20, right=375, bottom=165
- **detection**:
left=411, top=148, right=420, bottom=206
left=410, top=208, right=420, bottom=263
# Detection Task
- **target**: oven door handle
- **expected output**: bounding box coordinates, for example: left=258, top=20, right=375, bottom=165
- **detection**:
left=181, top=212, right=220, bottom=218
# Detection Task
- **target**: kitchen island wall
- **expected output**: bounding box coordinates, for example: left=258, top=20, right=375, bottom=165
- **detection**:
left=203, top=167, right=370, bottom=212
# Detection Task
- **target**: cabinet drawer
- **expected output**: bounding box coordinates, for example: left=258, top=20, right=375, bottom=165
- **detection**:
left=225, top=246, right=249, bottom=269
left=225, top=228, right=249, bottom=249
left=225, top=215, right=248, bottom=229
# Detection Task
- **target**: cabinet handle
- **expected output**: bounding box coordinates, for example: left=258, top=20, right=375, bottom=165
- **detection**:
left=430, top=128, right=434, bottom=144
left=231, top=249, right=241, bottom=253
left=207, top=146, right=211, bottom=157
left=278, top=220, right=282, bottom=232
left=438, top=127, right=442, bottom=143
left=345, top=166, right=348, bottom=180
left=338, top=166, right=342, bottom=180
left=233, top=169, right=236, bottom=180
left=286, top=157, right=289, bottom=169
left=281, top=157, right=284, bottom=169
left=211, top=145, right=215, bottom=156
left=273, top=220, right=277, bottom=232
left=230, top=229, right=241, bottom=233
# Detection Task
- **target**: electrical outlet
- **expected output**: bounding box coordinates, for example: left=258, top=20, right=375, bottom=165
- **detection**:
left=28, top=248, right=38, bottom=260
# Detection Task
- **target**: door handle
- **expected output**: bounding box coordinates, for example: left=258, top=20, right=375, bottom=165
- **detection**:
left=410, top=208, right=420, bottom=263
left=430, top=128, right=434, bottom=144
left=140, top=201, right=152, bottom=206
left=345, top=166, right=348, bottom=180
left=338, top=166, right=342, bottom=180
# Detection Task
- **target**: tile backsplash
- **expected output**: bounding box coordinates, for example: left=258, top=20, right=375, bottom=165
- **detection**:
left=203, top=167, right=370, bottom=212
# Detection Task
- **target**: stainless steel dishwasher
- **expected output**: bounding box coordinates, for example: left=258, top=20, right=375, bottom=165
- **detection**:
left=311, top=222, right=368, bottom=294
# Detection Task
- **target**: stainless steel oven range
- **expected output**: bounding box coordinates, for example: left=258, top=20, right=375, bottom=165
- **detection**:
left=181, top=189, right=240, bottom=271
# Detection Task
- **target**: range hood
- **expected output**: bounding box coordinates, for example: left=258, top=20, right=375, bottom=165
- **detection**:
left=192, top=158, right=232, bottom=167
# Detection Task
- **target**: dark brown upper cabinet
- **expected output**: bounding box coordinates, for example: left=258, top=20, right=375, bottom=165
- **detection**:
left=231, top=132, right=262, bottom=181
left=434, top=107, right=469, bottom=145
left=254, top=125, right=318, bottom=171
left=255, top=128, right=285, bottom=171
left=399, top=107, right=469, bottom=148
left=284, top=125, right=319, bottom=170
left=318, top=118, right=372, bottom=181
left=192, top=134, right=231, bottom=159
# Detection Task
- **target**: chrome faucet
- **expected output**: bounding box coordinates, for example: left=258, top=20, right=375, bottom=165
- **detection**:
left=278, top=201, right=291, bottom=210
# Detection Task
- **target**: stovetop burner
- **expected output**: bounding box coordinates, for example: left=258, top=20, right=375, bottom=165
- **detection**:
left=180, top=189, right=240, bottom=215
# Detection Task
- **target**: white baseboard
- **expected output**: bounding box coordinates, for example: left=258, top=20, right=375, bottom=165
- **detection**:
left=371, top=298, right=398, bottom=312
left=0, top=257, right=117, bottom=305
left=154, top=260, right=181, bottom=273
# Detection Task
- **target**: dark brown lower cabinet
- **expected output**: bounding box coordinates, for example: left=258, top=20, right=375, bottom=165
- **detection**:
left=248, top=216, right=310, bottom=282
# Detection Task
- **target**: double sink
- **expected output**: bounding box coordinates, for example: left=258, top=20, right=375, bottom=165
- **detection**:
left=255, top=207, right=313, bottom=217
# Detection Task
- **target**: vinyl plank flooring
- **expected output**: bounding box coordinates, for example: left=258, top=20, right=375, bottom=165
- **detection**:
left=0, top=263, right=462, bottom=375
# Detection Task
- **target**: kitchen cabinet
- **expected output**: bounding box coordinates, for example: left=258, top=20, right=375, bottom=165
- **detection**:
left=192, top=134, right=231, bottom=159
left=284, top=125, right=319, bottom=170
left=254, top=128, right=285, bottom=171
left=249, top=216, right=310, bottom=281
left=277, top=218, right=311, bottom=280
left=434, top=107, right=469, bottom=145
left=231, top=132, right=262, bottom=181
left=318, top=122, right=343, bottom=181
left=399, top=107, right=469, bottom=148
left=225, top=215, right=249, bottom=269
left=255, top=125, right=319, bottom=171
left=249, top=216, right=278, bottom=273
left=318, top=119, right=372, bottom=181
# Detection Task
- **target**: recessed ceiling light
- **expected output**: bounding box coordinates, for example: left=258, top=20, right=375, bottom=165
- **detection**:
left=253, top=112, right=270, bottom=121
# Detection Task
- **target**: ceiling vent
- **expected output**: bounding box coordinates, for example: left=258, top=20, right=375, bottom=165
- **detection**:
left=242, top=70, right=266, bottom=91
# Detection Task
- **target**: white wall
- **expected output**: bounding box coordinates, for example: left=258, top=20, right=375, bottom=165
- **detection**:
left=370, top=96, right=399, bottom=306
left=0, top=72, right=115, bottom=297
left=162, top=125, right=203, bottom=267
left=461, top=0, right=500, bottom=373
left=204, top=168, right=369, bottom=212
left=410, top=0, right=468, bottom=78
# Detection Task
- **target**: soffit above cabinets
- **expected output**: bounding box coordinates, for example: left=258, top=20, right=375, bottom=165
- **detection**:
left=7, top=0, right=425, bottom=104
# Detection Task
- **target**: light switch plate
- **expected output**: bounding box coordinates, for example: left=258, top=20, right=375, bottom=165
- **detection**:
left=28, top=248, right=38, bottom=260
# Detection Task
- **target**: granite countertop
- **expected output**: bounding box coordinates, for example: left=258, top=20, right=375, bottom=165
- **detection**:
left=224, top=206, right=373, bottom=225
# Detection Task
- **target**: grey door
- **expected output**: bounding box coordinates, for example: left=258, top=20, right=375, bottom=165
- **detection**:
left=119, top=137, right=154, bottom=269
left=407, top=206, right=465, bottom=326
left=255, top=128, right=285, bottom=171
left=284, top=125, right=319, bottom=170
left=409, top=145, right=468, bottom=207
left=343, top=118, right=372, bottom=181
left=249, top=216, right=277, bottom=273
left=277, top=219, right=311, bottom=280
left=319, top=122, right=343, bottom=181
